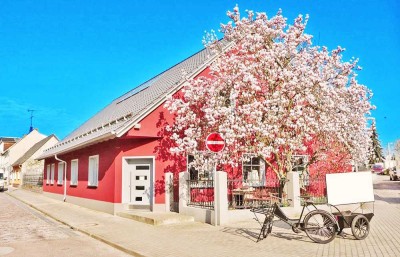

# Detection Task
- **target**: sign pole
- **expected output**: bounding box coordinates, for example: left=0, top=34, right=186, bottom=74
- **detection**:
left=205, top=132, right=225, bottom=226
left=214, top=158, right=217, bottom=225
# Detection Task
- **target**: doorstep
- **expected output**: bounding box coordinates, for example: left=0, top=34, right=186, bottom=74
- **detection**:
left=116, top=210, right=195, bottom=225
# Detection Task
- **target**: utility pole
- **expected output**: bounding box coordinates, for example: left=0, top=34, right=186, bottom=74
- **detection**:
left=27, top=109, right=36, bottom=133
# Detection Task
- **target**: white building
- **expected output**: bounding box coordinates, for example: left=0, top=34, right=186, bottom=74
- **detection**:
left=0, top=129, right=46, bottom=185
left=0, top=137, right=19, bottom=185
left=11, top=134, right=59, bottom=186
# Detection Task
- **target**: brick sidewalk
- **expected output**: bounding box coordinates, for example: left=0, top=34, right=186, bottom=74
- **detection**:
left=6, top=187, right=400, bottom=257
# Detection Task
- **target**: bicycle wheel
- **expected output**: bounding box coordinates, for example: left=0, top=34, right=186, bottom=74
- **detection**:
left=351, top=215, right=370, bottom=240
left=304, top=210, right=337, bottom=244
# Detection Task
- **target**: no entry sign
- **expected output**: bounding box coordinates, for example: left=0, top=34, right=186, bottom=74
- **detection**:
left=206, top=132, right=225, bottom=153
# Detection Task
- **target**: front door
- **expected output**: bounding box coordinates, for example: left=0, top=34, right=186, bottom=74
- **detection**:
left=130, top=164, right=151, bottom=205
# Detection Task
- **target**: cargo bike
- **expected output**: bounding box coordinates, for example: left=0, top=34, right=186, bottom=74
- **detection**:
left=251, top=172, right=374, bottom=243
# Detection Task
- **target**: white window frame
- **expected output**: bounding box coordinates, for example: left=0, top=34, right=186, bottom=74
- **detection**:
left=57, top=162, right=64, bottom=185
left=242, top=154, right=266, bottom=186
left=50, top=164, right=55, bottom=185
left=46, top=164, right=50, bottom=184
left=70, top=159, right=78, bottom=186
left=88, top=155, right=99, bottom=187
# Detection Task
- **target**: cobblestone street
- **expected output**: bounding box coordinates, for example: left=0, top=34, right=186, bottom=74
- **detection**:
left=1, top=173, right=399, bottom=257
left=0, top=192, right=130, bottom=257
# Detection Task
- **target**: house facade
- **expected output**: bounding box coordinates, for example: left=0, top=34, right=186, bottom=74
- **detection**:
left=11, top=135, right=59, bottom=187
left=40, top=41, right=231, bottom=214
left=0, top=137, right=19, bottom=186
left=40, top=39, right=351, bottom=216
left=1, top=130, right=46, bottom=186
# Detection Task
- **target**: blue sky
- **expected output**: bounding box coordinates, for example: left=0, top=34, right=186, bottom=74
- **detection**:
left=1, top=0, right=399, bottom=152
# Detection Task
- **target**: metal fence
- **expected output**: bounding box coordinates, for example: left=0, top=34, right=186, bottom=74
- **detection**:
left=227, top=178, right=288, bottom=209
left=187, top=179, right=214, bottom=209
left=300, top=175, right=327, bottom=204
left=23, top=173, right=43, bottom=186
left=179, top=174, right=327, bottom=211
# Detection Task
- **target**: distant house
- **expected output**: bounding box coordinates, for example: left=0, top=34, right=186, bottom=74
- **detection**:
left=39, top=42, right=231, bottom=214
left=0, top=137, right=19, bottom=153
left=1, top=129, right=47, bottom=186
left=0, top=137, right=19, bottom=185
left=11, top=135, right=59, bottom=187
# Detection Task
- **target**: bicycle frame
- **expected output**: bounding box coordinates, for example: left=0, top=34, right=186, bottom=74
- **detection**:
left=252, top=196, right=339, bottom=243
left=273, top=201, right=319, bottom=231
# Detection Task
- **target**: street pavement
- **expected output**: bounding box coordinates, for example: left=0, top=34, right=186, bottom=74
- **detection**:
left=0, top=190, right=130, bottom=257
left=2, top=173, right=400, bottom=257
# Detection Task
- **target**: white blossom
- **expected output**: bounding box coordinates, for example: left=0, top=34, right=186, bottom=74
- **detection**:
left=164, top=7, right=374, bottom=177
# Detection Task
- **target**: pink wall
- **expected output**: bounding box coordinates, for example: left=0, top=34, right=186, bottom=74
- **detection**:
left=41, top=67, right=230, bottom=205
left=43, top=140, right=118, bottom=202
left=42, top=88, right=190, bottom=204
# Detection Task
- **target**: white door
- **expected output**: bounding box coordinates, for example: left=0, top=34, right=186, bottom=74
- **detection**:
left=130, top=164, right=151, bottom=205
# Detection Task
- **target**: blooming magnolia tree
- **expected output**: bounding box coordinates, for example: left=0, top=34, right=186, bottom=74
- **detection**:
left=165, top=6, right=373, bottom=179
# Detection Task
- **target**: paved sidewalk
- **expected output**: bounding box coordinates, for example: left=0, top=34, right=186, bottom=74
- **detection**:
left=6, top=186, right=400, bottom=257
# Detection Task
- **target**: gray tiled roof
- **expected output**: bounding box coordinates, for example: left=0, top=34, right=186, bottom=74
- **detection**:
left=13, top=135, right=58, bottom=165
left=40, top=40, right=231, bottom=159
left=0, top=137, right=19, bottom=142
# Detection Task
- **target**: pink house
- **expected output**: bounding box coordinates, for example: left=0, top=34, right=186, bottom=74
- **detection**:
left=40, top=42, right=231, bottom=214
left=40, top=39, right=350, bottom=215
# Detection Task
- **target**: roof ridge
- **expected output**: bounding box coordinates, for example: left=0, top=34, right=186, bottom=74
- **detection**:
left=113, top=43, right=214, bottom=104
left=39, top=38, right=232, bottom=159
left=12, top=134, right=57, bottom=166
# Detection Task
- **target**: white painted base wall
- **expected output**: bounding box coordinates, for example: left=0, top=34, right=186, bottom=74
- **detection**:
left=43, top=192, right=118, bottom=214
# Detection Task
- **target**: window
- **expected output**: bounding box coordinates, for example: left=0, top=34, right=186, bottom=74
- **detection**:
left=70, top=159, right=78, bottom=186
left=242, top=154, right=266, bottom=186
left=50, top=164, right=55, bottom=185
left=187, top=154, right=213, bottom=180
left=57, top=162, right=64, bottom=185
left=46, top=164, right=50, bottom=184
left=88, top=155, right=99, bottom=187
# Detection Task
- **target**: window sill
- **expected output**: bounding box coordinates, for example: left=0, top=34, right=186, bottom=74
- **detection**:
left=69, top=184, right=78, bottom=187
left=87, top=185, right=98, bottom=188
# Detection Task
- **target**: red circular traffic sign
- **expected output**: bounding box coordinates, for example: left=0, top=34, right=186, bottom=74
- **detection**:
left=206, top=132, right=225, bottom=153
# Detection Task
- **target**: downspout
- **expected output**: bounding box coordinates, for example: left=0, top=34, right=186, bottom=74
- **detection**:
left=55, top=154, right=67, bottom=202
left=19, top=164, right=22, bottom=185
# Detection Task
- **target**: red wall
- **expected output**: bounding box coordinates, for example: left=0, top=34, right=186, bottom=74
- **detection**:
left=42, top=98, right=187, bottom=204
left=42, top=67, right=213, bottom=204
left=43, top=140, right=119, bottom=202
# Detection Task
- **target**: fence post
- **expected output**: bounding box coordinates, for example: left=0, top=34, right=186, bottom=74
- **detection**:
left=214, top=171, right=228, bottom=226
left=179, top=171, right=189, bottom=212
left=287, top=171, right=301, bottom=208
left=164, top=172, right=173, bottom=212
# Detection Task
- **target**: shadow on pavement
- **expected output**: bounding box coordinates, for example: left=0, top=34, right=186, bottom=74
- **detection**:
left=220, top=226, right=260, bottom=242
left=374, top=194, right=400, bottom=204
left=220, top=220, right=313, bottom=243
left=374, top=181, right=400, bottom=190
